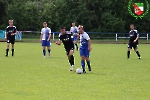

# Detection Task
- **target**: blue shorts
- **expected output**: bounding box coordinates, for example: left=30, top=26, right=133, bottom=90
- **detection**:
left=80, top=48, right=90, bottom=57
left=42, top=40, right=51, bottom=47
left=72, top=36, right=77, bottom=41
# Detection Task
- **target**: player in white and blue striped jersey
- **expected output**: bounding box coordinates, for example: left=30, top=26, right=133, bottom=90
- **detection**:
left=78, top=25, right=92, bottom=73
left=40, top=22, right=51, bottom=58
left=70, top=22, right=78, bottom=50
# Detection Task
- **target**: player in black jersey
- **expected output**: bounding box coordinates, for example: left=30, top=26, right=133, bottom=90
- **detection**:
left=127, top=24, right=141, bottom=59
left=56, top=27, right=75, bottom=71
left=5, top=20, right=17, bottom=57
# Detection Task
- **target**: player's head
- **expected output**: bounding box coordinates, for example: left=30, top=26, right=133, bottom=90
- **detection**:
left=8, top=20, right=13, bottom=26
left=130, top=24, right=134, bottom=30
left=60, top=27, right=66, bottom=34
left=72, top=22, right=75, bottom=27
left=78, top=25, right=84, bottom=34
left=43, top=22, right=47, bottom=28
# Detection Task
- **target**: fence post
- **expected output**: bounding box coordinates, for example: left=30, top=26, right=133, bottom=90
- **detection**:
left=147, top=33, right=149, bottom=41
left=53, top=33, right=55, bottom=41
left=116, top=33, right=117, bottom=41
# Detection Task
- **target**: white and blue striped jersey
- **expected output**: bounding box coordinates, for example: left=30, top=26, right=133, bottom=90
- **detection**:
left=41, top=27, right=51, bottom=40
left=70, top=26, right=78, bottom=33
left=80, top=32, right=90, bottom=49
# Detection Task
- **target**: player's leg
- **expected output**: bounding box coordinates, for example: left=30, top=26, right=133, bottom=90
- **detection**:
left=5, top=40, right=10, bottom=57
left=42, top=40, right=46, bottom=58
left=43, top=46, right=46, bottom=58
left=68, top=49, right=75, bottom=71
left=127, top=44, right=131, bottom=59
left=80, top=48, right=86, bottom=73
left=73, top=37, right=78, bottom=50
left=47, top=47, right=51, bottom=57
left=46, top=41, right=51, bottom=57
left=85, top=49, right=91, bottom=71
left=6, top=43, right=10, bottom=57
left=81, top=56, right=86, bottom=73
left=11, top=44, right=14, bottom=56
left=73, top=41, right=79, bottom=50
left=134, top=45, right=141, bottom=59
left=11, top=40, right=15, bottom=56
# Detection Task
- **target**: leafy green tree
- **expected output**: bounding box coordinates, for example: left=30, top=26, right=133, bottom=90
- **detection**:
left=0, top=0, right=150, bottom=32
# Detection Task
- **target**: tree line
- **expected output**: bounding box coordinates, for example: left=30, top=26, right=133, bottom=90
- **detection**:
left=0, top=0, right=150, bottom=32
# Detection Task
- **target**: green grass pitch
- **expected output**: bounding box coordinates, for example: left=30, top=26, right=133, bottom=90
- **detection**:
left=0, top=42, right=150, bottom=100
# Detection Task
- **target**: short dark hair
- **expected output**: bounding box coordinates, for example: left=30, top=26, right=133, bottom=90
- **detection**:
left=130, top=24, right=134, bottom=26
left=60, top=27, right=66, bottom=29
left=43, top=22, right=47, bottom=24
left=8, top=20, right=13, bottom=22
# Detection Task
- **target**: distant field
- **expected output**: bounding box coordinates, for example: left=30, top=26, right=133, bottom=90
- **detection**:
left=0, top=43, right=150, bottom=100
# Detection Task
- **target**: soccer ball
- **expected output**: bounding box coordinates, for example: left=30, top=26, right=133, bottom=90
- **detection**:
left=76, top=68, right=83, bottom=74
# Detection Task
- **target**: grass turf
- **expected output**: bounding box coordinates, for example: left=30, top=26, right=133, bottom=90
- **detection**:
left=0, top=43, right=150, bottom=100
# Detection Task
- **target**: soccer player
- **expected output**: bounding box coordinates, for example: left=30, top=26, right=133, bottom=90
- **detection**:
left=5, top=20, right=17, bottom=57
left=70, top=22, right=78, bottom=50
left=56, top=27, right=75, bottom=71
left=78, top=25, right=92, bottom=73
left=40, top=22, right=51, bottom=58
left=127, top=24, right=141, bottom=59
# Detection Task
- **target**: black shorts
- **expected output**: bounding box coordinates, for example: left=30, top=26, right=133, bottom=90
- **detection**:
left=7, top=39, right=15, bottom=44
left=66, top=47, right=74, bottom=55
left=128, top=43, right=138, bottom=49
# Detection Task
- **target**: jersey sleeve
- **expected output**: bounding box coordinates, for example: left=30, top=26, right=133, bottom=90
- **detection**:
left=49, top=28, right=51, bottom=34
left=75, top=27, right=78, bottom=33
left=83, top=33, right=90, bottom=40
left=134, top=30, right=138, bottom=36
left=58, top=33, right=61, bottom=40
left=70, top=27, right=73, bottom=33
left=5, top=26, right=9, bottom=32
left=41, top=28, right=43, bottom=34
left=14, top=26, right=17, bottom=33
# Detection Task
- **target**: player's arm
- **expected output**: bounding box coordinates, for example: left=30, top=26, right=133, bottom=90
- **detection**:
left=76, top=27, right=80, bottom=38
left=14, top=27, right=17, bottom=35
left=56, top=33, right=61, bottom=45
left=88, top=39, right=92, bottom=51
left=47, top=29, right=51, bottom=41
left=11, top=27, right=17, bottom=36
left=84, top=34, right=92, bottom=51
left=134, top=31, right=139, bottom=43
left=40, top=29, right=43, bottom=42
left=75, top=33, right=80, bottom=38
left=56, top=39, right=61, bottom=45
left=70, top=27, right=73, bottom=33
left=5, top=28, right=8, bottom=39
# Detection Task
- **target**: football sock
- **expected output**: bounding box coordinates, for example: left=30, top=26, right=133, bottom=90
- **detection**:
left=81, top=60, right=85, bottom=71
left=12, top=49, right=14, bottom=56
left=69, top=55, right=74, bottom=66
left=127, top=51, right=130, bottom=58
left=69, top=60, right=72, bottom=66
left=71, top=55, right=74, bottom=66
left=6, top=49, right=9, bottom=56
left=86, top=61, right=91, bottom=71
left=136, top=51, right=141, bottom=57
left=75, top=44, right=78, bottom=50
left=48, top=49, right=50, bottom=54
left=43, top=50, right=46, bottom=56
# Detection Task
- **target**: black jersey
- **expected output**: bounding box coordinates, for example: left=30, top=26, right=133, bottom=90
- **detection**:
left=129, top=30, right=138, bottom=44
left=59, top=31, right=74, bottom=51
left=6, top=26, right=17, bottom=40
